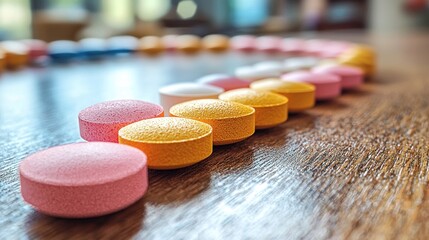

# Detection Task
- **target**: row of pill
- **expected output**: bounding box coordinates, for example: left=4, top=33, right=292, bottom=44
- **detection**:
left=0, top=35, right=372, bottom=71
left=18, top=39, right=374, bottom=219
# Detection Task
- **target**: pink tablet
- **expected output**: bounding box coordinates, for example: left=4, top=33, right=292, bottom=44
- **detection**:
left=281, top=38, right=306, bottom=55
left=79, top=100, right=164, bottom=142
left=20, top=142, right=148, bottom=218
left=281, top=71, right=341, bottom=100
left=162, top=35, right=178, bottom=51
left=256, top=36, right=282, bottom=53
left=197, top=74, right=250, bottom=91
left=21, top=39, right=48, bottom=61
left=230, top=35, right=256, bottom=52
left=312, top=65, right=364, bottom=90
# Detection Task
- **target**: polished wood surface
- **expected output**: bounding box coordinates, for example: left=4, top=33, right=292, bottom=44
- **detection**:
left=1, top=31, right=428, bottom=239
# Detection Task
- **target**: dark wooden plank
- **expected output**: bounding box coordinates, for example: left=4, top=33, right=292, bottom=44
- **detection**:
left=1, top=31, right=428, bottom=240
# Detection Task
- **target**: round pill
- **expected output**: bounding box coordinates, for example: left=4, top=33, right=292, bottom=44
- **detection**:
left=170, top=99, right=255, bottom=145
left=312, top=65, right=364, bottom=90
left=254, top=61, right=286, bottom=73
left=302, top=39, right=331, bottom=56
left=79, top=100, right=164, bottom=142
left=48, top=40, right=79, bottom=61
left=176, top=35, right=201, bottom=53
left=202, top=34, right=229, bottom=52
left=337, top=45, right=376, bottom=76
left=230, top=35, right=256, bottom=52
left=78, top=38, right=107, bottom=59
left=284, top=57, right=320, bottom=72
left=107, top=36, right=138, bottom=54
left=250, top=79, right=315, bottom=112
left=138, top=36, right=164, bottom=55
left=219, top=88, right=288, bottom=129
left=19, top=142, right=148, bottom=218
left=119, top=117, right=213, bottom=169
left=21, top=39, right=48, bottom=62
left=256, top=36, right=282, bottom=52
left=159, top=82, right=224, bottom=114
left=235, top=65, right=281, bottom=82
left=196, top=74, right=250, bottom=91
left=161, top=34, right=178, bottom=51
left=0, top=49, right=5, bottom=72
left=281, top=38, right=306, bottom=55
left=1, top=41, right=29, bottom=69
left=281, top=71, right=341, bottom=100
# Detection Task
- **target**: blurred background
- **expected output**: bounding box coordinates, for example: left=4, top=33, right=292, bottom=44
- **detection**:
left=0, top=0, right=428, bottom=41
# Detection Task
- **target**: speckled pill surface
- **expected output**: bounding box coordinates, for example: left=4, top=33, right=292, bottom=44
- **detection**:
left=281, top=71, right=341, bottom=100
left=202, top=34, right=229, bottom=52
left=19, top=142, right=148, bottom=218
left=219, top=88, right=288, bottom=129
left=312, top=65, right=364, bottom=90
left=119, top=117, right=213, bottom=169
left=250, top=79, right=315, bottom=112
left=79, top=100, right=164, bottom=142
left=170, top=99, right=255, bottom=145
left=159, top=82, right=224, bottom=114
left=197, top=74, right=250, bottom=91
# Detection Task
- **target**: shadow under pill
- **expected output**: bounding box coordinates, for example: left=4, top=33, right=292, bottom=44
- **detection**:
left=24, top=198, right=146, bottom=239
left=315, top=99, right=349, bottom=111
left=145, top=165, right=211, bottom=205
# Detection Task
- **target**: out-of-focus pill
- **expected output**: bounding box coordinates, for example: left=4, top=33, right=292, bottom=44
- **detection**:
left=197, top=74, right=250, bottom=91
left=281, top=71, right=341, bottom=100
left=230, top=35, right=256, bottom=52
left=202, top=34, right=229, bottom=52
left=256, top=36, right=282, bottom=53
left=281, top=38, right=306, bottom=55
left=254, top=61, right=286, bottom=73
left=20, top=142, right=148, bottom=218
left=284, top=57, right=320, bottom=72
left=159, top=82, right=224, bottom=114
left=0, top=49, right=5, bottom=72
left=170, top=99, right=255, bottom=145
left=78, top=38, right=107, bottom=59
left=337, top=45, right=376, bottom=76
left=119, top=117, right=213, bottom=169
left=176, top=35, right=202, bottom=53
left=235, top=65, right=281, bottom=82
left=21, top=39, right=48, bottom=63
left=250, top=78, right=315, bottom=112
left=1, top=41, right=29, bottom=68
left=302, top=39, right=331, bottom=56
left=219, top=88, right=288, bottom=129
left=79, top=100, right=164, bottom=142
left=312, top=65, right=364, bottom=90
left=48, top=40, right=79, bottom=62
left=161, top=34, right=178, bottom=51
left=106, top=35, right=138, bottom=54
left=138, top=36, right=164, bottom=55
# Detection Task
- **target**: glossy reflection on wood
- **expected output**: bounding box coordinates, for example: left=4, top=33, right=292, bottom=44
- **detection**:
left=0, top=31, right=429, bottom=239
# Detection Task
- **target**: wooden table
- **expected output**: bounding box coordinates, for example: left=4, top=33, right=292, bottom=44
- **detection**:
left=1, top=31, right=428, bottom=240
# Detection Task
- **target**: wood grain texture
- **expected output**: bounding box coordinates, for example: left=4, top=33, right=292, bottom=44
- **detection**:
left=0, top=31, right=428, bottom=240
